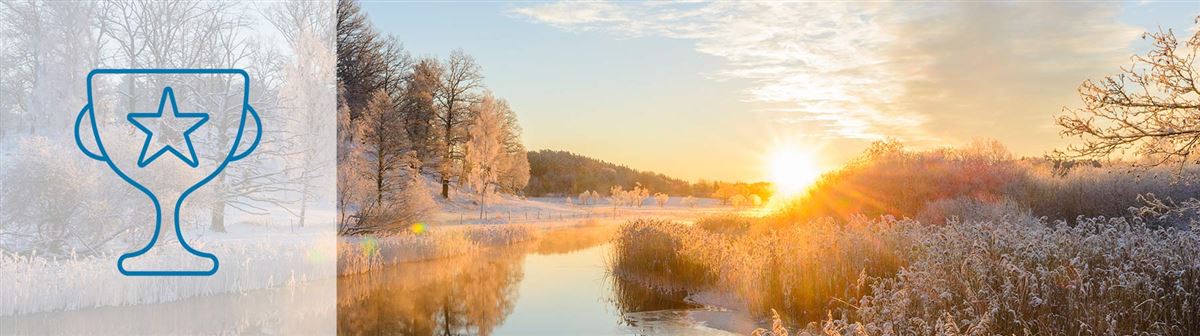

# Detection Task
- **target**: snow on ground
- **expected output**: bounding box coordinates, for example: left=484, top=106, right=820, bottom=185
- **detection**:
left=430, top=189, right=739, bottom=227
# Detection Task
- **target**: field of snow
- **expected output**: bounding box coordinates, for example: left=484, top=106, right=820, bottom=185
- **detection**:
left=428, top=187, right=741, bottom=227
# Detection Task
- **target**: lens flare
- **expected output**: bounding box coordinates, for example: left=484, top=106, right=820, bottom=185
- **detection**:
left=409, top=222, right=426, bottom=235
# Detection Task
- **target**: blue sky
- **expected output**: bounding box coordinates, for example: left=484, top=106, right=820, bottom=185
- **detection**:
left=363, top=1, right=1198, bottom=182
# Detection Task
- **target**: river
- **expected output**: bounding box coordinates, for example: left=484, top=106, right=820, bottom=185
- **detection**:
left=337, top=226, right=757, bottom=335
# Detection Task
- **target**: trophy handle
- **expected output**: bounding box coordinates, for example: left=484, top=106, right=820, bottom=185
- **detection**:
left=230, top=104, right=262, bottom=161
left=74, top=104, right=107, bottom=161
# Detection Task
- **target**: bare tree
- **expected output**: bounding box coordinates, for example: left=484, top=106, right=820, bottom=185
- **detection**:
left=434, top=49, right=483, bottom=199
left=1057, top=23, right=1200, bottom=168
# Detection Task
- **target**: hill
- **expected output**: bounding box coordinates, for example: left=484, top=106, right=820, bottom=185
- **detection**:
left=524, top=150, right=702, bottom=197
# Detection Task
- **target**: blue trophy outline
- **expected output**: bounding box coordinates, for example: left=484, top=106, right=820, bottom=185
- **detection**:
left=74, top=68, right=262, bottom=276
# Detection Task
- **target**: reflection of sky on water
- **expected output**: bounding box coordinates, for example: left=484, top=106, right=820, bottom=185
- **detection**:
left=339, top=225, right=753, bottom=335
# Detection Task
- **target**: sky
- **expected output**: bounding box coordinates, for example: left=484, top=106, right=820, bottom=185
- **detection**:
left=362, top=1, right=1199, bottom=183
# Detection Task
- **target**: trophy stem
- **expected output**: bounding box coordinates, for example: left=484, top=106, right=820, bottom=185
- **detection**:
left=117, top=191, right=219, bottom=276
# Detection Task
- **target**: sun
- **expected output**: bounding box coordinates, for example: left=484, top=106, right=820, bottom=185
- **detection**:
left=767, top=147, right=821, bottom=198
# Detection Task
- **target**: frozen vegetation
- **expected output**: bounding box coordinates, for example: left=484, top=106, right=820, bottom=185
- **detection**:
left=614, top=212, right=1200, bottom=335
left=337, top=224, right=539, bottom=276
left=609, top=139, right=1200, bottom=335
left=1, top=225, right=335, bottom=316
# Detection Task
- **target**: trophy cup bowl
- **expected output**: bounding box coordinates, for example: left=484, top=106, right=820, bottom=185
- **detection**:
left=74, top=69, right=261, bottom=276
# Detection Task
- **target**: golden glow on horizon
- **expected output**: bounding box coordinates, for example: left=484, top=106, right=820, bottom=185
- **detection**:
left=767, top=146, right=821, bottom=199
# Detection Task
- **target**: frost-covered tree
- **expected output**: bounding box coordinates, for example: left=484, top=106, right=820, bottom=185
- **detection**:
left=579, top=190, right=592, bottom=205
left=495, top=98, right=530, bottom=194
left=266, top=1, right=337, bottom=228
left=403, top=57, right=441, bottom=171
left=336, top=88, right=365, bottom=231
left=339, top=88, right=432, bottom=235
left=466, top=92, right=506, bottom=219
left=654, top=192, right=669, bottom=208
left=682, top=196, right=698, bottom=208
left=499, top=147, right=531, bottom=195
left=358, top=89, right=410, bottom=211
left=434, top=49, right=482, bottom=199
left=609, top=186, right=625, bottom=208
left=632, top=184, right=650, bottom=207
left=1058, top=23, right=1200, bottom=168
left=0, top=1, right=102, bottom=136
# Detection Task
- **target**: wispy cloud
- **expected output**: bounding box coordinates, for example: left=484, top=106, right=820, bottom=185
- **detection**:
left=510, top=2, right=1143, bottom=148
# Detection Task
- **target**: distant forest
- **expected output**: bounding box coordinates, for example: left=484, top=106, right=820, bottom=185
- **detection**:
left=525, top=150, right=770, bottom=200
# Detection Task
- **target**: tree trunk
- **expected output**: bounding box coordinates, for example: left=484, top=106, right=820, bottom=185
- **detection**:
left=298, top=197, right=307, bottom=228
left=210, top=198, right=226, bottom=232
left=441, top=178, right=450, bottom=199
left=210, top=174, right=226, bottom=232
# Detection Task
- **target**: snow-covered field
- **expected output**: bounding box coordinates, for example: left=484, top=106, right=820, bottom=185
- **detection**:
left=428, top=187, right=740, bottom=227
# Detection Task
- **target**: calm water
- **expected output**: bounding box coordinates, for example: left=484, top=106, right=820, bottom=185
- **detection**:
left=338, top=227, right=755, bottom=335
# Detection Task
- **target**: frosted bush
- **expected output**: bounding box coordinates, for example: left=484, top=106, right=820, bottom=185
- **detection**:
left=612, top=212, right=1200, bottom=335
left=0, top=137, right=148, bottom=255
left=462, top=224, right=539, bottom=246
left=853, top=216, right=1200, bottom=335
left=916, top=196, right=1030, bottom=225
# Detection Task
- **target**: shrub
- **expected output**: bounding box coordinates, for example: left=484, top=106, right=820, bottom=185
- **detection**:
left=608, top=219, right=717, bottom=290
left=695, top=214, right=754, bottom=234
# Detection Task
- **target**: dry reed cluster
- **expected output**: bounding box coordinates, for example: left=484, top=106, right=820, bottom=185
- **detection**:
left=612, top=211, right=1200, bottom=335
left=337, top=224, right=538, bottom=275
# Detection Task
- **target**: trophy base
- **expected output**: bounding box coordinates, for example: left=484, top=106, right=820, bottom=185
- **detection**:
left=117, top=241, right=219, bottom=276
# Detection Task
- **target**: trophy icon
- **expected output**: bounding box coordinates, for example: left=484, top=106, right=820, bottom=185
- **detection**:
left=74, top=69, right=262, bottom=276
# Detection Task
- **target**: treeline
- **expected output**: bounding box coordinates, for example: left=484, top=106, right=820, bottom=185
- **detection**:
left=525, top=149, right=771, bottom=201
left=336, top=0, right=529, bottom=234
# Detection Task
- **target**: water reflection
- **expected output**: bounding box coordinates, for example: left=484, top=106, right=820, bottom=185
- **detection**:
left=338, top=245, right=527, bottom=335
left=532, top=224, right=616, bottom=255
left=609, top=275, right=700, bottom=317
left=338, top=225, right=746, bottom=335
